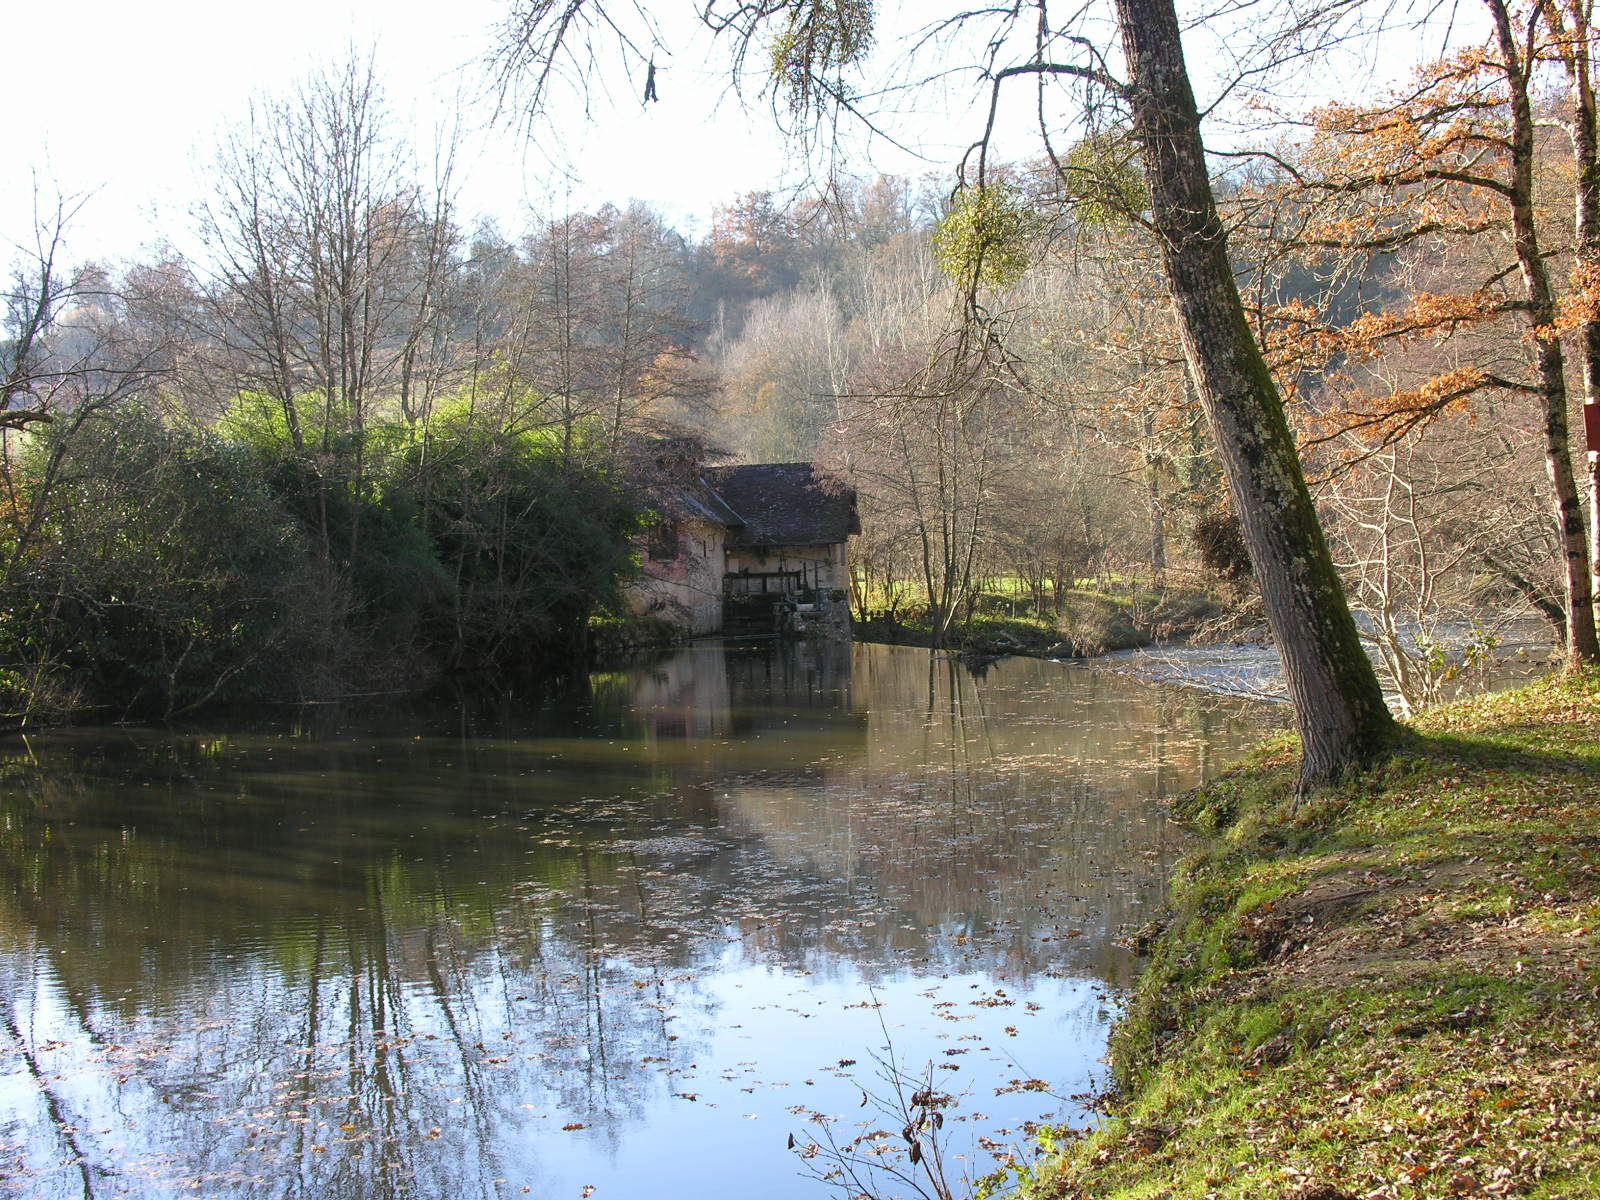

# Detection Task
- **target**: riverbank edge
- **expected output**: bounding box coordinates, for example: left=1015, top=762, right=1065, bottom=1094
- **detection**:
left=586, top=583, right=1241, bottom=663
left=1008, top=668, right=1600, bottom=1200
left=852, top=585, right=1237, bottom=660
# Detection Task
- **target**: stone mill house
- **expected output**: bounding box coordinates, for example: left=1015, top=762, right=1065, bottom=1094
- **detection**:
left=628, top=456, right=859, bottom=638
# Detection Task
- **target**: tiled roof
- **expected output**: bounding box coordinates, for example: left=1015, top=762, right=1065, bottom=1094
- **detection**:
left=702, top=463, right=860, bottom=548
left=661, top=482, right=744, bottom=528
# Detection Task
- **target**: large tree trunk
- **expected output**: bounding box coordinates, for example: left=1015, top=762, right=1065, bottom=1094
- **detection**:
left=1487, top=0, right=1599, bottom=669
left=1115, top=0, right=1395, bottom=786
left=1551, top=0, right=1600, bottom=647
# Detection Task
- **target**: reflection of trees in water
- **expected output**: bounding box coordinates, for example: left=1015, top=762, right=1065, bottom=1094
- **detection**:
left=0, top=851, right=747, bottom=1198
left=773, top=646, right=1280, bottom=984
left=0, top=756, right=731, bottom=1195
left=713, top=764, right=1187, bottom=987
left=853, top=647, right=1272, bottom=787
left=0, top=645, right=1276, bottom=1197
left=723, top=639, right=855, bottom=718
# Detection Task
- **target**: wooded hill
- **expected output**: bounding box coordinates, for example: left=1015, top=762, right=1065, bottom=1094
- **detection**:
left=6, top=24, right=1599, bottom=721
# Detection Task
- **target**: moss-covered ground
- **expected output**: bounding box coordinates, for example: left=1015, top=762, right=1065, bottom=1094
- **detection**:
left=855, top=583, right=1228, bottom=659
left=1016, top=669, right=1600, bottom=1200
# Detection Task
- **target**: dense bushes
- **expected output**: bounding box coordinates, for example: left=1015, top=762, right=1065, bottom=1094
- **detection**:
left=0, top=398, right=642, bottom=723
left=0, top=406, right=314, bottom=718
left=404, top=406, right=638, bottom=673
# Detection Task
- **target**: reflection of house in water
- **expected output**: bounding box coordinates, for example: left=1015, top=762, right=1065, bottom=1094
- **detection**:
left=625, top=644, right=737, bottom=741
left=625, top=640, right=861, bottom=752
left=630, top=448, right=859, bottom=637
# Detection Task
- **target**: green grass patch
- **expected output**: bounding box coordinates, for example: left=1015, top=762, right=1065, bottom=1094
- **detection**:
left=854, top=582, right=1228, bottom=659
left=1015, top=668, right=1600, bottom=1200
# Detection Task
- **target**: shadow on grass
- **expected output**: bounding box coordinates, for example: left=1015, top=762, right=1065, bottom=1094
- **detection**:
left=1405, top=727, right=1600, bottom=781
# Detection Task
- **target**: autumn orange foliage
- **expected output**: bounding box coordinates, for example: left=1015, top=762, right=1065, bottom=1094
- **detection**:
left=1249, top=37, right=1584, bottom=450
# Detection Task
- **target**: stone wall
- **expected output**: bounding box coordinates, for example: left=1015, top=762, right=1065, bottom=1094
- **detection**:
left=629, top=518, right=727, bottom=635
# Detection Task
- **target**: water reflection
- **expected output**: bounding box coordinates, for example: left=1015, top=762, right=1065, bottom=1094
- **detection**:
left=0, top=643, right=1280, bottom=1199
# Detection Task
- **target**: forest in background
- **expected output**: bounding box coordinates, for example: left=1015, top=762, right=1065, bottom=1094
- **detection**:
left=4, top=19, right=1596, bottom=722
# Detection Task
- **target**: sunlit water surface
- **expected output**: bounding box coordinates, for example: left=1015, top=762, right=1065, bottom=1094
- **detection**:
left=0, top=642, right=1282, bottom=1199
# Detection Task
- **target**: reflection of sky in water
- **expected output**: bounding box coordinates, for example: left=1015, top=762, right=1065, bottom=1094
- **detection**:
left=1, top=950, right=1106, bottom=1199
left=0, top=643, right=1281, bottom=1199
left=532, top=962, right=1110, bottom=1198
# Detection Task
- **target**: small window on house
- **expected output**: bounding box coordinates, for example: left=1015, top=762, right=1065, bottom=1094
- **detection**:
left=647, top=519, right=680, bottom=561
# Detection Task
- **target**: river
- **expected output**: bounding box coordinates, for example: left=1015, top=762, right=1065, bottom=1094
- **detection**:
left=0, top=642, right=1282, bottom=1200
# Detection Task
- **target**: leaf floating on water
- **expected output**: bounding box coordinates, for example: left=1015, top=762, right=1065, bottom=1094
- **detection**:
left=994, top=1078, right=1053, bottom=1096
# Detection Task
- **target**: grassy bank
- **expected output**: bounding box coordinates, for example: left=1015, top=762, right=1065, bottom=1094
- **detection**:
left=1015, top=669, right=1600, bottom=1200
left=855, top=583, right=1231, bottom=659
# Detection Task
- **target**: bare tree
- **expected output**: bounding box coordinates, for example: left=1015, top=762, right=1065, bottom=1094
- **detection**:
left=712, top=284, right=851, bottom=460
left=481, top=202, right=703, bottom=462
left=824, top=334, right=1004, bottom=646
left=1323, top=428, right=1522, bottom=715
left=197, top=55, right=461, bottom=557
left=1, top=193, right=175, bottom=719
left=1013, top=231, right=1207, bottom=586
left=2, top=193, right=167, bottom=574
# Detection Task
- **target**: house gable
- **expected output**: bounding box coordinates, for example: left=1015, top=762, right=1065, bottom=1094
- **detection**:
left=700, top=463, right=859, bottom=550
left=627, top=457, right=857, bottom=638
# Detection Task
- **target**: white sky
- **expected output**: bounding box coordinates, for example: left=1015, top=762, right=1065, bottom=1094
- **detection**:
left=6, top=0, right=951, bottom=268
left=7, top=0, right=1465, bottom=269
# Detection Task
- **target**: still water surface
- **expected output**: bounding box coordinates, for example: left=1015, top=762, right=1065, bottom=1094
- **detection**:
left=0, top=643, right=1281, bottom=1200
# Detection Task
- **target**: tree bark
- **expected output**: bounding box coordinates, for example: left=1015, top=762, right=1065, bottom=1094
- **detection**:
left=1487, top=0, right=1599, bottom=668
left=1144, top=410, right=1166, bottom=579
left=1550, top=0, right=1600, bottom=644
left=1115, top=0, right=1396, bottom=786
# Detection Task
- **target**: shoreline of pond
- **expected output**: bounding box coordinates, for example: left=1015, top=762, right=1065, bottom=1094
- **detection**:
left=849, top=584, right=1233, bottom=663
left=855, top=613, right=1558, bottom=710
left=1007, top=667, right=1600, bottom=1199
